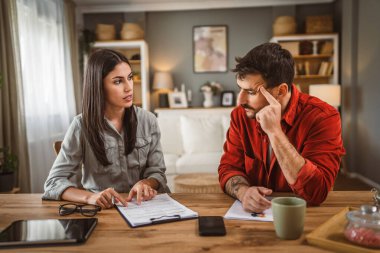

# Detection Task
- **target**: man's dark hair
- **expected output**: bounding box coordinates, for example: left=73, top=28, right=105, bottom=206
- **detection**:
left=232, top=43, right=294, bottom=90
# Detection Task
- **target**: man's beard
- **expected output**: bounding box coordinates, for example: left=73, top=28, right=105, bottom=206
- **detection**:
left=241, top=104, right=257, bottom=119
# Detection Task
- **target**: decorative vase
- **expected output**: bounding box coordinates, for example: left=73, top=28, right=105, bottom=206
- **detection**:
left=203, top=91, right=213, bottom=108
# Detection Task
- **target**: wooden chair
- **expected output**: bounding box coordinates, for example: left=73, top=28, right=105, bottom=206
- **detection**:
left=53, top=141, right=62, bottom=155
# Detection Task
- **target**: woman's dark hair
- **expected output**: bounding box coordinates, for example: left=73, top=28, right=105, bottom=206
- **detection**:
left=82, top=49, right=137, bottom=166
left=232, top=43, right=294, bottom=91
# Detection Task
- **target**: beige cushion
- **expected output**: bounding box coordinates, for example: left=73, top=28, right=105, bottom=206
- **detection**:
left=180, top=116, right=223, bottom=154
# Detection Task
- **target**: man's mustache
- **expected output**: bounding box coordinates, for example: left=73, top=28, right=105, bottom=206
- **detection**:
left=240, top=104, right=254, bottom=110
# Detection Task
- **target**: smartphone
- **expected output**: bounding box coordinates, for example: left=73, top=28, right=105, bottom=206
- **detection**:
left=198, top=216, right=226, bottom=236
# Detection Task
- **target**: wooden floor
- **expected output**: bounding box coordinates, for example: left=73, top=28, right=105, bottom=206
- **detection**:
left=333, top=172, right=373, bottom=191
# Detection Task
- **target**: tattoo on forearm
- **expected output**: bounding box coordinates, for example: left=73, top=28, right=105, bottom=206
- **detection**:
left=225, top=176, right=249, bottom=199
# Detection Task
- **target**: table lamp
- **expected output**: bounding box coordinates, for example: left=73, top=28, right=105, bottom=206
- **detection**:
left=308, top=84, right=341, bottom=108
left=153, top=72, right=174, bottom=108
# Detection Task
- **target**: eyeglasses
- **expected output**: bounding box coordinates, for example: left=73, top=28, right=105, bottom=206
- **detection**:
left=59, top=203, right=101, bottom=217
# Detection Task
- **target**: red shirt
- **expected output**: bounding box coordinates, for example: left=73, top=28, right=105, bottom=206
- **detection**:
left=218, top=84, right=345, bottom=205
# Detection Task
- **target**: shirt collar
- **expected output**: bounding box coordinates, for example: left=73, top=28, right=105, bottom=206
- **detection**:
left=281, top=84, right=299, bottom=127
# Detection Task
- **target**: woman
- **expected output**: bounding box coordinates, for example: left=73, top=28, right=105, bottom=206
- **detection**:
left=43, top=49, right=169, bottom=209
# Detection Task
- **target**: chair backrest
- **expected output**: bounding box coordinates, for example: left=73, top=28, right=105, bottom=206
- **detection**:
left=53, top=141, right=62, bottom=155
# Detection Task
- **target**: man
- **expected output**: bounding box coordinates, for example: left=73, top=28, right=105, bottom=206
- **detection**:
left=218, top=43, right=345, bottom=213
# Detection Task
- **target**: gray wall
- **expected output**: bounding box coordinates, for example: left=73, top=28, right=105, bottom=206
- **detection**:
left=342, top=0, right=380, bottom=185
left=146, top=7, right=273, bottom=108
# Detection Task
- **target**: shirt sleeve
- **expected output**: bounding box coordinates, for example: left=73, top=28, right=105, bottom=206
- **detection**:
left=218, top=109, right=250, bottom=191
left=289, top=110, right=345, bottom=205
left=142, top=117, right=170, bottom=193
left=42, top=118, right=83, bottom=200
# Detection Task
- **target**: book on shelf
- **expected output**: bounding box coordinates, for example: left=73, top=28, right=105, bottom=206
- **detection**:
left=304, top=61, right=311, bottom=75
left=326, top=62, right=334, bottom=76
left=318, top=61, right=330, bottom=76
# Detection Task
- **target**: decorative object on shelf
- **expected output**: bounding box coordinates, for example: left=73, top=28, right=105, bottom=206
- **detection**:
left=305, top=15, right=333, bottom=34
left=0, top=147, right=18, bottom=192
left=168, top=92, right=188, bottom=108
left=133, top=71, right=141, bottom=82
left=221, top=91, right=235, bottom=107
left=153, top=72, right=174, bottom=108
left=131, top=54, right=141, bottom=60
left=200, top=81, right=223, bottom=108
left=193, top=25, right=227, bottom=73
left=299, top=40, right=313, bottom=55
left=272, top=16, right=296, bottom=36
left=120, top=23, right=144, bottom=40
left=309, top=84, right=341, bottom=109
left=95, top=24, right=116, bottom=41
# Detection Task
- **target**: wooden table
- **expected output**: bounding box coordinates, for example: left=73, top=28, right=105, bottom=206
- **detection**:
left=0, top=191, right=374, bottom=252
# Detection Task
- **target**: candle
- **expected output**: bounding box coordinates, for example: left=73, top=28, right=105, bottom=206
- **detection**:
left=181, top=83, right=185, bottom=93
left=187, top=90, right=192, bottom=102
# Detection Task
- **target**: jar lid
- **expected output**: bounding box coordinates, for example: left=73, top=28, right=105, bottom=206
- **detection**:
left=347, top=206, right=380, bottom=229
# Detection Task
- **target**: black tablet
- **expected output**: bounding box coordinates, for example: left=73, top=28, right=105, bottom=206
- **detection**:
left=0, top=218, right=97, bottom=248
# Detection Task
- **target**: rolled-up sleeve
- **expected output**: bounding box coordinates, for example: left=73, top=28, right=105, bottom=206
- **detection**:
left=289, top=111, right=345, bottom=205
left=143, top=117, right=169, bottom=193
left=42, top=118, right=82, bottom=200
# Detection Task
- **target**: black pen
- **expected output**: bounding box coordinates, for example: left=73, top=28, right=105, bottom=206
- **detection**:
left=251, top=212, right=261, bottom=217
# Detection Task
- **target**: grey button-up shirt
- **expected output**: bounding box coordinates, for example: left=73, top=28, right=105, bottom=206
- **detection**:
left=43, top=106, right=169, bottom=200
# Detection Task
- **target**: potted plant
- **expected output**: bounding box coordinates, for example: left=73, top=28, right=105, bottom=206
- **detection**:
left=0, top=147, right=18, bottom=192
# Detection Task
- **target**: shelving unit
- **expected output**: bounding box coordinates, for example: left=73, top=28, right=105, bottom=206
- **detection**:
left=92, top=40, right=150, bottom=110
left=270, top=34, right=339, bottom=93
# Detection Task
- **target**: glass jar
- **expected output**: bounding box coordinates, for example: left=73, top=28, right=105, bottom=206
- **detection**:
left=345, top=205, right=380, bottom=248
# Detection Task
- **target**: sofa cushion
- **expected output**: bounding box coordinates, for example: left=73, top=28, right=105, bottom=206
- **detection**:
left=157, top=116, right=183, bottom=155
left=176, top=152, right=222, bottom=174
left=180, top=116, right=223, bottom=154
left=163, top=153, right=178, bottom=175
left=222, top=115, right=230, bottom=142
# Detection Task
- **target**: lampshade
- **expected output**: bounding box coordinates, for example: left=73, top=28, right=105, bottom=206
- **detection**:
left=309, top=84, right=341, bottom=107
left=153, top=72, right=174, bottom=90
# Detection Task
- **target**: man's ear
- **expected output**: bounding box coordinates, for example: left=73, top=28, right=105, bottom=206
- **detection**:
left=277, top=83, right=289, bottom=97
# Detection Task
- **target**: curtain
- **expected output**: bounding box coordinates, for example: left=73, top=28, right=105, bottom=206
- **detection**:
left=15, top=0, right=76, bottom=192
left=64, top=0, right=82, bottom=114
left=0, top=0, right=31, bottom=192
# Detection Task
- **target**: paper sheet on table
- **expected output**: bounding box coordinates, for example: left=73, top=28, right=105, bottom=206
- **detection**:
left=224, top=200, right=273, bottom=222
left=115, top=193, right=198, bottom=227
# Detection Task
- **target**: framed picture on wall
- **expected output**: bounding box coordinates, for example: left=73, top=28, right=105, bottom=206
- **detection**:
left=221, top=91, right=235, bottom=107
left=168, top=92, right=188, bottom=108
left=193, top=25, right=228, bottom=73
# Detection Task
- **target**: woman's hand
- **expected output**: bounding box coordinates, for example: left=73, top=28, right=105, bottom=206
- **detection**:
left=126, top=179, right=157, bottom=204
left=86, top=187, right=127, bottom=209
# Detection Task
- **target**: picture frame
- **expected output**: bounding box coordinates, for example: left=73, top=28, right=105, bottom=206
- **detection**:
left=221, top=91, right=235, bottom=107
left=168, top=92, right=188, bottom=108
left=193, top=25, right=228, bottom=73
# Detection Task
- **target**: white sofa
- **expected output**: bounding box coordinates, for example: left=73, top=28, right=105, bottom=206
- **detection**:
left=155, top=108, right=233, bottom=192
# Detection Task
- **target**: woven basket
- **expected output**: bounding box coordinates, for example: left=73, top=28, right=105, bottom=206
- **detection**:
left=96, top=24, right=116, bottom=41
left=120, top=23, right=144, bottom=40
left=306, top=15, right=333, bottom=34
left=273, top=16, right=296, bottom=36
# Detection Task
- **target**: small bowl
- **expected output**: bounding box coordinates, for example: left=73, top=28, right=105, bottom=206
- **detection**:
left=345, top=206, right=380, bottom=248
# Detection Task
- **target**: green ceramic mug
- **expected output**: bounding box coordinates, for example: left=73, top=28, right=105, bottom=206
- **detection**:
left=271, top=197, right=306, bottom=240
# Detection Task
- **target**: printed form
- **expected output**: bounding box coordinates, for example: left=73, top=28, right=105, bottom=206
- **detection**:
left=116, top=193, right=198, bottom=227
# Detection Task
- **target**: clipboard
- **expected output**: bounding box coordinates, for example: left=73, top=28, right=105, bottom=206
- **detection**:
left=115, top=194, right=198, bottom=228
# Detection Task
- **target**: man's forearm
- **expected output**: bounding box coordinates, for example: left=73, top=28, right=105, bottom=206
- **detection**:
left=268, top=130, right=305, bottom=185
left=224, top=176, right=250, bottom=200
